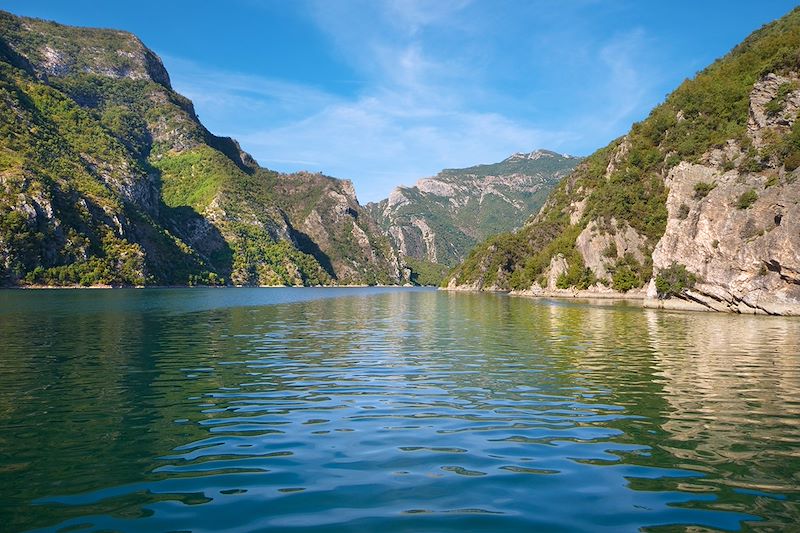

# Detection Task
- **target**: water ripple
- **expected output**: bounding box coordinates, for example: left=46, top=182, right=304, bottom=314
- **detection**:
left=0, top=288, right=798, bottom=531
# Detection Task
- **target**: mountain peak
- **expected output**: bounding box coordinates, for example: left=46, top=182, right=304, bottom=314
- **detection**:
left=0, top=10, right=172, bottom=88
left=504, top=149, right=576, bottom=162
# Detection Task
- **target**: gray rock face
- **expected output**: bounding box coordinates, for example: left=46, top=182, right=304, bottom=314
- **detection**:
left=269, top=172, right=405, bottom=285
left=575, top=219, right=647, bottom=281
left=6, top=14, right=174, bottom=88
left=747, top=73, right=800, bottom=150
left=648, top=163, right=800, bottom=314
left=644, top=74, right=800, bottom=315
left=561, top=74, right=800, bottom=314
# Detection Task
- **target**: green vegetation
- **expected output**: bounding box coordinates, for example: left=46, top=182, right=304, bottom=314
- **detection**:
left=262, top=170, right=401, bottom=285
left=372, top=152, right=579, bottom=267
left=765, top=81, right=796, bottom=115
left=556, top=263, right=596, bottom=290
left=450, top=147, right=608, bottom=290
left=736, top=188, right=759, bottom=209
left=404, top=257, right=449, bottom=286
left=229, top=224, right=330, bottom=286
left=439, top=150, right=578, bottom=179
left=579, top=138, right=668, bottom=244
left=0, top=10, right=403, bottom=287
left=693, top=181, right=716, bottom=199
left=188, top=271, right=225, bottom=286
left=0, top=11, right=152, bottom=80
left=23, top=230, right=147, bottom=286
left=610, top=254, right=649, bottom=292
left=655, top=263, right=697, bottom=299
left=773, top=118, right=800, bottom=170
left=154, top=146, right=237, bottom=211
left=612, top=265, right=639, bottom=292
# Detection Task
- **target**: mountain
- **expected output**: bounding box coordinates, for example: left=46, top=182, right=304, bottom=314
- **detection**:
left=0, top=11, right=403, bottom=287
left=446, top=8, right=800, bottom=315
left=366, top=150, right=580, bottom=268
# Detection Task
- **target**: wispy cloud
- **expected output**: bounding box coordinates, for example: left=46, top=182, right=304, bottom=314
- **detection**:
left=586, top=29, right=660, bottom=135
left=234, top=99, right=569, bottom=201
left=165, top=1, right=669, bottom=203
left=164, top=55, right=339, bottom=128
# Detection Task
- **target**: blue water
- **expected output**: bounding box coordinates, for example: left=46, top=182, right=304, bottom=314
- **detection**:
left=0, top=287, right=798, bottom=531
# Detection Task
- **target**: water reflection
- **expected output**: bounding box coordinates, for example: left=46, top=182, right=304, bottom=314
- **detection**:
left=0, top=289, right=798, bottom=531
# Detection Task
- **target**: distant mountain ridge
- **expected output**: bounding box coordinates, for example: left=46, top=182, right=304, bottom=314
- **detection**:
left=367, top=150, right=581, bottom=267
left=0, top=10, right=403, bottom=286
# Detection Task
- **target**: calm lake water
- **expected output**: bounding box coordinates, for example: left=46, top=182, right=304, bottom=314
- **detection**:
left=0, top=287, right=798, bottom=532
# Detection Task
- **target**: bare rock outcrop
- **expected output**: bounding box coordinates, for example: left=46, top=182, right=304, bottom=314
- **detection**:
left=747, top=73, right=800, bottom=150
left=13, top=19, right=173, bottom=88
left=648, top=161, right=800, bottom=314
left=575, top=219, right=647, bottom=281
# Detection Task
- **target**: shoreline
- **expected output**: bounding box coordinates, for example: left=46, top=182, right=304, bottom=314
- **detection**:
left=441, top=285, right=800, bottom=316
left=509, top=287, right=647, bottom=301
left=438, top=285, right=648, bottom=302
left=8, top=284, right=798, bottom=316
left=2, top=284, right=434, bottom=290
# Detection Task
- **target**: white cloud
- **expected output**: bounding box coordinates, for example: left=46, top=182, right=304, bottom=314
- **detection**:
left=383, top=0, right=474, bottom=35
left=231, top=88, right=570, bottom=202
left=163, top=55, right=339, bottom=127
left=162, top=3, right=669, bottom=204
left=590, top=29, right=659, bottom=134
left=164, top=53, right=570, bottom=204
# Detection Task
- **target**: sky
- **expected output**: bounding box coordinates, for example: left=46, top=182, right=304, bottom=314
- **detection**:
left=3, top=1, right=799, bottom=202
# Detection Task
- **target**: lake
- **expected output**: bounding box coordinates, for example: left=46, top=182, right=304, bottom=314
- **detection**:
left=0, top=287, right=798, bottom=532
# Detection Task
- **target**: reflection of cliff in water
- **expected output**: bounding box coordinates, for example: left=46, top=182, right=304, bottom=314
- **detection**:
left=644, top=310, right=800, bottom=492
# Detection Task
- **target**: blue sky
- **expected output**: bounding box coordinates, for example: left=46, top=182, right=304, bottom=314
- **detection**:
left=3, top=1, right=799, bottom=202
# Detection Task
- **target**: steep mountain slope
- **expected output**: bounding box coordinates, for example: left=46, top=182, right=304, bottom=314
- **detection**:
left=0, top=11, right=403, bottom=286
left=265, top=171, right=401, bottom=285
left=367, top=150, right=580, bottom=267
left=447, top=8, right=800, bottom=315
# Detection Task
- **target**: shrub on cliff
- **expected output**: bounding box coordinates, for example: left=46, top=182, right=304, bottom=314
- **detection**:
left=655, top=263, right=697, bottom=299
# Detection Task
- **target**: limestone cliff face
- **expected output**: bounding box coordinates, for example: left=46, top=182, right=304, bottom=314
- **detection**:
left=446, top=8, right=800, bottom=315
left=647, top=74, right=800, bottom=314
left=367, top=150, right=580, bottom=267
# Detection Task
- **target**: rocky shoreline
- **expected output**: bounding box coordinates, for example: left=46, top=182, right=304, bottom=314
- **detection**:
left=440, top=285, right=800, bottom=316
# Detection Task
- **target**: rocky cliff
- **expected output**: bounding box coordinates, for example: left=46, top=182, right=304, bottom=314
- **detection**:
left=0, top=10, right=403, bottom=286
left=446, top=8, right=800, bottom=315
left=266, top=171, right=402, bottom=285
left=367, top=150, right=579, bottom=268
